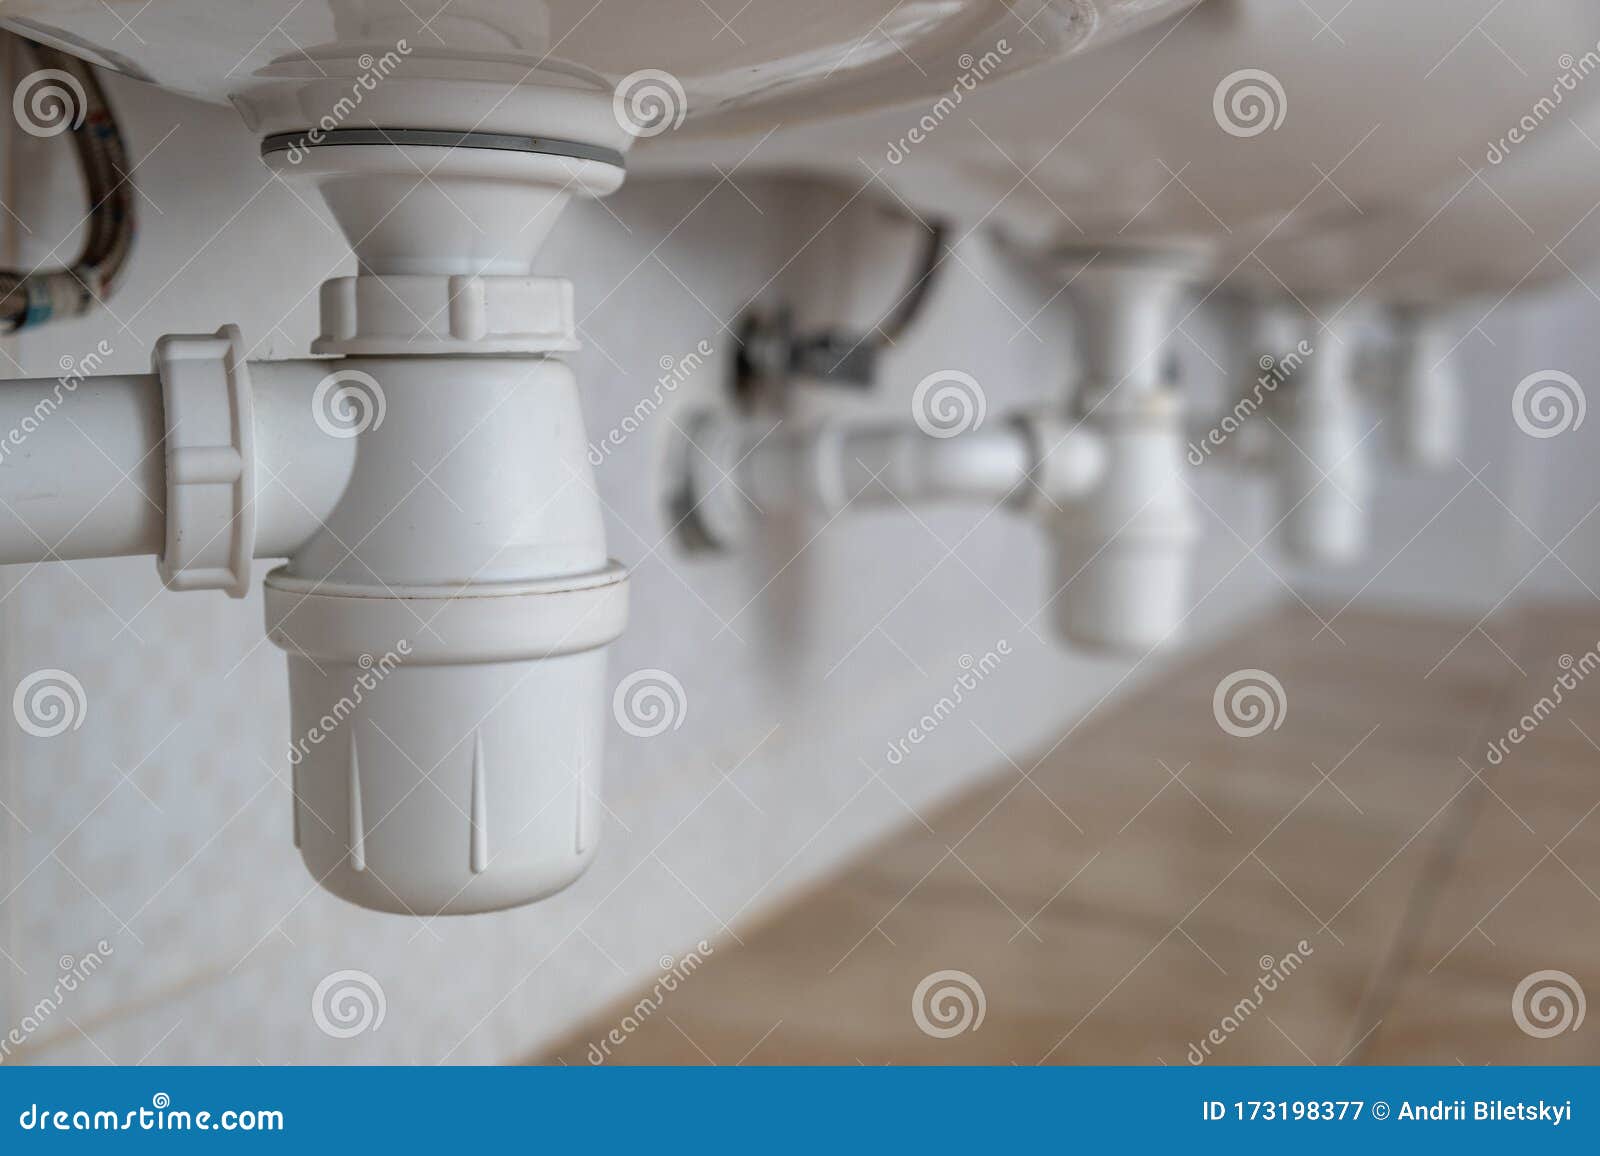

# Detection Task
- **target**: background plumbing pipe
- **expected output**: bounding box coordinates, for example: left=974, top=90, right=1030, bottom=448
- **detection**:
left=1047, top=390, right=1196, bottom=652
left=815, top=422, right=1037, bottom=509
left=1194, top=296, right=1306, bottom=472
left=1053, top=255, right=1199, bottom=652
left=683, top=413, right=1106, bottom=552
left=1266, top=309, right=1372, bottom=565
left=1067, top=260, right=1190, bottom=398
left=687, top=254, right=1209, bottom=656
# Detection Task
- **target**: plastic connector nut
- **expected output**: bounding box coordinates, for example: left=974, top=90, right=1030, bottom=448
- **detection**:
left=151, top=324, right=256, bottom=597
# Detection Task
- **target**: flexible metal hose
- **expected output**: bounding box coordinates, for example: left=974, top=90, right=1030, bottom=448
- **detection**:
left=0, top=38, right=135, bottom=332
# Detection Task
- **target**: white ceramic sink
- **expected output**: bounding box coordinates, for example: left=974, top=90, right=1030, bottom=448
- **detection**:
left=0, top=0, right=1196, bottom=140
left=16, top=1, right=1600, bottom=305
left=1240, top=106, right=1600, bottom=307
left=635, top=0, right=1600, bottom=299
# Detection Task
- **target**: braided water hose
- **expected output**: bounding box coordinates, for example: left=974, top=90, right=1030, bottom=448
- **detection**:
left=0, top=38, right=135, bottom=332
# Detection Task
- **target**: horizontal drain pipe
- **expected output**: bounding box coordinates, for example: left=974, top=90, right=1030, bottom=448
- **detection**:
left=682, top=253, right=1204, bottom=654
left=0, top=351, right=353, bottom=566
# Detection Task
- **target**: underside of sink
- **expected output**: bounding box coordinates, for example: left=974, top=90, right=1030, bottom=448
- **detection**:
left=11, top=0, right=1600, bottom=307
left=1238, top=102, right=1600, bottom=307
left=627, top=0, right=1600, bottom=304
left=0, top=0, right=1197, bottom=141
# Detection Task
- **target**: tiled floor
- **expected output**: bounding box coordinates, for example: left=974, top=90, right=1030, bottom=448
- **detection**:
left=539, top=604, right=1600, bottom=1065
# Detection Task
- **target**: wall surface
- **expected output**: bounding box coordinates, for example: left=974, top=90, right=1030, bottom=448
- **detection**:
left=0, top=65, right=1568, bottom=1064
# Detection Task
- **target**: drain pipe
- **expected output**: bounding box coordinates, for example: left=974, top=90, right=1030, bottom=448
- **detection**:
left=0, top=308, right=626, bottom=918
left=1194, top=293, right=1297, bottom=473
left=1262, top=305, right=1372, bottom=565
left=0, top=351, right=353, bottom=565
left=1191, top=297, right=1382, bottom=566
left=0, top=371, right=166, bottom=561
left=683, top=411, right=1106, bottom=549
left=1048, top=254, right=1198, bottom=651
left=680, top=250, right=1199, bottom=654
left=1, top=70, right=644, bottom=915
